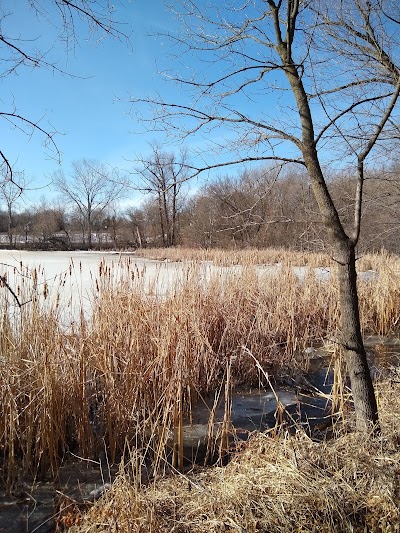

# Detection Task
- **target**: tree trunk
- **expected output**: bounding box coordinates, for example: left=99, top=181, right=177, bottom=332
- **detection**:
left=274, top=33, right=380, bottom=431
left=87, top=214, right=93, bottom=249
left=7, top=204, right=13, bottom=248
left=135, top=226, right=142, bottom=248
left=157, top=194, right=167, bottom=246
left=336, top=241, right=379, bottom=431
left=63, top=229, right=72, bottom=249
left=171, top=182, right=177, bottom=247
left=162, top=189, right=171, bottom=247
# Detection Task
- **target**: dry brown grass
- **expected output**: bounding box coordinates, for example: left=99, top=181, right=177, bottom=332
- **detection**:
left=358, top=252, right=400, bottom=335
left=132, top=246, right=332, bottom=267
left=67, top=374, right=400, bottom=533
left=133, top=246, right=400, bottom=270
left=0, top=250, right=399, bottom=494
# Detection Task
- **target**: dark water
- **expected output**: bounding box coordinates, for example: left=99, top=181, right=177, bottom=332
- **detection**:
left=0, top=461, right=117, bottom=533
left=1, top=338, right=399, bottom=533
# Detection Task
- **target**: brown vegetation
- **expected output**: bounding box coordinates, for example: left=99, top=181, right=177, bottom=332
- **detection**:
left=68, top=372, right=400, bottom=532
left=0, top=251, right=399, bottom=487
left=2, top=167, right=400, bottom=254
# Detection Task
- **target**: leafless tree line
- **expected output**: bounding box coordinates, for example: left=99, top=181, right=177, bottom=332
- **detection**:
left=2, top=161, right=399, bottom=252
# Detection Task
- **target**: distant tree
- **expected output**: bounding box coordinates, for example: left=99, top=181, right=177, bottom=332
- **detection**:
left=182, top=167, right=320, bottom=250
left=29, top=199, right=71, bottom=247
left=204, top=168, right=288, bottom=247
left=330, top=167, right=400, bottom=253
left=134, top=146, right=191, bottom=247
left=51, top=202, right=72, bottom=247
left=365, top=169, right=400, bottom=251
left=55, top=159, right=126, bottom=249
left=126, top=208, right=147, bottom=248
left=13, top=210, right=33, bottom=244
left=0, top=173, right=25, bottom=246
left=97, top=205, right=125, bottom=248
left=0, top=210, right=9, bottom=234
left=182, top=193, right=222, bottom=248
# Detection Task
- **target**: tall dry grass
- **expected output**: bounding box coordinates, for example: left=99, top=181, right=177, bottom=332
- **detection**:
left=67, top=373, right=400, bottom=532
left=0, top=251, right=399, bottom=488
left=358, top=252, right=400, bottom=335
left=132, top=246, right=332, bottom=267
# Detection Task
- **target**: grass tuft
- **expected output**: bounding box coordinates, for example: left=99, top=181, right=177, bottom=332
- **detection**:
left=67, top=373, right=400, bottom=532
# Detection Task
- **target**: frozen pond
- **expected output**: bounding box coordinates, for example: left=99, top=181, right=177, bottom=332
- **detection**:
left=0, top=250, right=376, bottom=324
left=0, top=250, right=193, bottom=322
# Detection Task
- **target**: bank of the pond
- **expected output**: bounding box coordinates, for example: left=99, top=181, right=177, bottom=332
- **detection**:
left=67, top=370, right=400, bottom=533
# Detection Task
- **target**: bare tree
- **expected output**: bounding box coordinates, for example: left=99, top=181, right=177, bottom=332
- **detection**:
left=55, top=159, right=126, bottom=249
left=28, top=199, right=72, bottom=248
left=205, top=167, right=300, bottom=247
left=182, top=193, right=221, bottom=248
left=134, top=146, right=191, bottom=247
left=132, top=0, right=400, bottom=430
left=356, top=167, right=400, bottom=252
left=126, top=207, right=147, bottom=248
left=0, top=1, right=127, bottom=182
left=102, top=204, right=126, bottom=248
left=0, top=172, right=25, bottom=246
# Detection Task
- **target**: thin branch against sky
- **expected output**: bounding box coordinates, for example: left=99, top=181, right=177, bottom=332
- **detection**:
left=2, top=0, right=400, bottom=209
left=0, top=1, right=179, bottom=202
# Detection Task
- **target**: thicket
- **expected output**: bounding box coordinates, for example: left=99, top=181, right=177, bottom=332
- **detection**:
left=2, top=167, right=400, bottom=252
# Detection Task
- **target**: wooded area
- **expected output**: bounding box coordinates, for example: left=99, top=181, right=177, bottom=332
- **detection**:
left=3, top=163, right=399, bottom=252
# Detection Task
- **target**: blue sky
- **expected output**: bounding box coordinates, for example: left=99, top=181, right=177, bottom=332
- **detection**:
left=2, top=1, right=397, bottom=212
left=0, top=0, right=185, bottom=207
left=1, top=0, right=302, bottom=213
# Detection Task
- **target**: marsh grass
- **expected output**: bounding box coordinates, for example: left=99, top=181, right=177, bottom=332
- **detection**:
left=0, top=250, right=399, bottom=492
left=132, top=246, right=331, bottom=267
left=68, top=373, right=400, bottom=532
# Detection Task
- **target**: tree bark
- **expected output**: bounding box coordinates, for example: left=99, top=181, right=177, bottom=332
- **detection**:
left=171, top=181, right=177, bottom=247
left=162, top=188, right=171, bottom=247
left=336, top=241, right=379, bottom=430
left=135, top=226, right=143, bottom=248
left=157, top=193, right=167, bottom=246
left=7, top=203, right=13, bottom=248
left=87, top=210, right=93, bottom=249
left=270, top=3, right=379, bottom=431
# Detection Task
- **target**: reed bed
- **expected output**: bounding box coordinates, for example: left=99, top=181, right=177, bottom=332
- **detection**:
left=133, top=246, right=332, bottom=267
left=59, top=261, right=339, bottom=470
left=133, top=246, right=400, bottom=270
left=0, top=251, right=399, bottom=490
left=67, top=372, right=400, bottom=532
